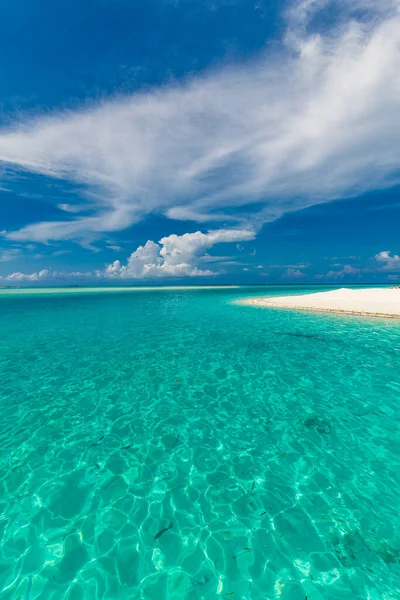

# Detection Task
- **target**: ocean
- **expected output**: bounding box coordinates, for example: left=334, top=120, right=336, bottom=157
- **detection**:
left=1, top=285, right=399, bottom=599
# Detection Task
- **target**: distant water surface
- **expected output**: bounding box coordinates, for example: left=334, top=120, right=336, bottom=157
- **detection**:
left=1, top=285, right=400, bottom=599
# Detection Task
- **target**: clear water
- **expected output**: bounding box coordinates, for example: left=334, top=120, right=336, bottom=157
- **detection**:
left=1, top=285, right=400, bottom=600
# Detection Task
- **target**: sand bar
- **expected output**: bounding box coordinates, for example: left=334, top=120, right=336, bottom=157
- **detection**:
left=239, top=287, right=400, bottom=318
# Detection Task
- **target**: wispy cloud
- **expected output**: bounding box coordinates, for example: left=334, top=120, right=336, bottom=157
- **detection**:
left=52, top=250, right=72, bottom=257
left=0, top=248, right=21, bottom=262
left=269, top=263, right=310, bottom=269
left=0, top=1, right=399, bottom=243
left=96, top=229, right=255, bottom=279
left=282, top=267, right=305, bottom=279
left=106, top=245, right=122, bottom=252
left=325, top=264, right=361, bottom=278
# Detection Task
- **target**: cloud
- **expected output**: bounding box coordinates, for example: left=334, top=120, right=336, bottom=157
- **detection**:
left=269, top=263, right=310, bottom=269
left=0, top=248, right=21, bottom=262
left=201, top=254, right=233, bottom=263
left=375, top=250, right=400, bottom=270
left=97, top=228, right=255, bottom=279
left=284, top=0, right=398, bottom=49
left=325, top=264, right=361, bottom=278
left=52, top=250, right=72, bottom=257
left=0, top=1, right=399, bottom=242
left=282, top=268, right=305, bottom=279
left=57, top=203, right=84, bottom=213
left=5, top=269, right=50, bottom=281
left=106, top=245, right=122, bottom=252
left=1, top=269, right=90, bottom=282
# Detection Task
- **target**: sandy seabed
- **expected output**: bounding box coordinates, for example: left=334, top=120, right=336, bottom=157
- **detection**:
left=239, top=287, right=400, bottom=319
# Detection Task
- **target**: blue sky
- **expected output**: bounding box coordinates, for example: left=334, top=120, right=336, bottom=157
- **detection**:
left=0, top=0, right=400, bottom=284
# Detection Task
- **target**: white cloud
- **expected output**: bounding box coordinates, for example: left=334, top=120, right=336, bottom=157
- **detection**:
left=0, top=248, right=21, bottom=262
left=57, top=203, right=84, bottom=213
left=2, top=269, right=90, bottom=282
left=52, top=250, right=72, bottom=257
left=0, top=2, right=399, bottom=242
left=269, top=263, right=310, bottom=269
left=6, top=269, right=50, bottom=281
left=97, top=228, right=254, bottom=279
left=284, top=0, right=399, bottom=49
left=201, top=254, right=233, bottom=263
left=375, top=250, right=400, bottom=270
left=282, top=268, right=306, bottom=279
left=325, top=264, right=361, bottom=278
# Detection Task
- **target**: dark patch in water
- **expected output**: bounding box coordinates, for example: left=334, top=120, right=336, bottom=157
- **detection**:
left=304, top=416, right=331, bottom=434
left=170, top=436, right=180, bottom=450
left=246, top=342, right=268, bottom=352
left=89, top=435, right=105, bottom=448
left=333, top=530, right=400, bottom=567
left=192, top=575, right=210, bottom=588
left=154, top=522, right=173, bottom=540
left=285, top=332, right=324, bottom=340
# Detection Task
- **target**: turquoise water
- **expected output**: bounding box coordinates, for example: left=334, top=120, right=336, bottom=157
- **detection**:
left=1, top=285, right=400, bottom=600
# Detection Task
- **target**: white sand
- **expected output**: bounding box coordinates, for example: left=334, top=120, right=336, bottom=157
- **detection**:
left=240, top=287, right=400, bottom=318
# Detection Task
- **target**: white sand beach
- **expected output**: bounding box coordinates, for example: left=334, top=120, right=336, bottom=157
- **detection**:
left=240, top=287, right=400, bottom=318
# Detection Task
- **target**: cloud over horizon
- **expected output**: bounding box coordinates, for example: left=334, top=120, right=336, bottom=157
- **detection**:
left=0, top=269, right=91, bottom=282
left=375, top=250, right=400, bottom=271
left=0, top=0, right=400, bottom=246
left=97, top=228, right=255, bottom=279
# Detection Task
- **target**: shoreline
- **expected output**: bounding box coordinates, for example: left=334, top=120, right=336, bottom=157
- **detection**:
left=238, top=287, right=400, bottom=319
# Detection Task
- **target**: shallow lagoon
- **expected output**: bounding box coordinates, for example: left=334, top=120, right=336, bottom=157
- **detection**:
left=1, top=285, right=400, bottom=599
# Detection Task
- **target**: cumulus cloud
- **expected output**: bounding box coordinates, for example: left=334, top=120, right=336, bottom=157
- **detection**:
left=0, top=1, right=399, bottom=243
left=4, top=269, right=50, bottom=281
left=1, top=269, right=90, bottom=282
left=375, top=250, right=400, bottom=270
left=97, top=229, right=254, bottom=279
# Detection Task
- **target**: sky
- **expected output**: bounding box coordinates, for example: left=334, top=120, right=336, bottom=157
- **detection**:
left=0, top=0, right=400, bottom=285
